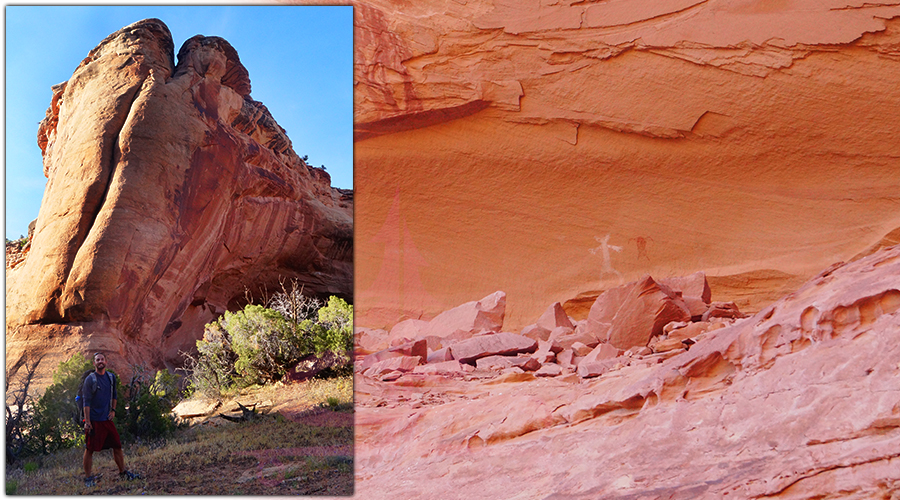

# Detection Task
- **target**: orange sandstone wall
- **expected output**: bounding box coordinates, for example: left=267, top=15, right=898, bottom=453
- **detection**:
left=350, top=0, right=900, bottom=330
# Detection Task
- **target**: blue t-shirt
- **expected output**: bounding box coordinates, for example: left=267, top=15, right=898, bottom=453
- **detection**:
left=83, top=371, right=116, bottom=422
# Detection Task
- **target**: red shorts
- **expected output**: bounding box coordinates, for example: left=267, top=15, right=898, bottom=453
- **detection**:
left=85, top=420, right=122, bottom=452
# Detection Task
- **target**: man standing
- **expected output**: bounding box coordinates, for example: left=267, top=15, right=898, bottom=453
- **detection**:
left=83, top=352, right=140, bottom=487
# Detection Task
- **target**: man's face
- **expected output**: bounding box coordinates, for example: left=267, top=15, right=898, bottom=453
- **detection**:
left=93, top=354, right=107, bottom=371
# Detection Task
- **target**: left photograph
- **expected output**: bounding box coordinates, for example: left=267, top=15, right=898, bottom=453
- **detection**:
left=5, top=6, right=353, bottom=495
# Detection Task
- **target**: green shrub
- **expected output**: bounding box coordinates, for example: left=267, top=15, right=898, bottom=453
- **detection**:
left=28, top=354, right=93, bottom=455
left=117, top=367, right=182, bottom=442
left=225, top=305, right=301, bottom=385
left=187, top=322, right=239, bottom=396
left=186, top=292, right=354, bottom=395
left=313, top=296, right=353, bottom=355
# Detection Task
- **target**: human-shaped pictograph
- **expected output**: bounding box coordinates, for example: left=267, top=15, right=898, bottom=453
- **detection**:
left=589, top=234, right=623, bottom=282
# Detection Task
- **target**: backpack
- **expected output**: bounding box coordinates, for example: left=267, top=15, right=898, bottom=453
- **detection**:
left=75, top=370, right=116, bottom=422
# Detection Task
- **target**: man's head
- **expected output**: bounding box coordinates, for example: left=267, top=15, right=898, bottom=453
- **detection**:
left=92, top=352, right=107, bottom=373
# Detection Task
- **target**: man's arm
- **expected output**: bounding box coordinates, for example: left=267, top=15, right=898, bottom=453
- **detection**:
left=83, top=373, right=95, bottom=433
left=109, top=399, right=116, bottom=420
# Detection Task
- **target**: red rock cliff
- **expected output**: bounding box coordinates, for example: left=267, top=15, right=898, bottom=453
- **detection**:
left=6, top=19, right=352, bottom=384
left=349, top=0, right=900, bottom=330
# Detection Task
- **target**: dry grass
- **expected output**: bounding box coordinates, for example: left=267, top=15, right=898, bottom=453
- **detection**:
left=5, top=376, right=354, bottom=495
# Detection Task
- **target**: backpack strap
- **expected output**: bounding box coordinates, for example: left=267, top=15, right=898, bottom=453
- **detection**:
left=107, top=371, right=117, bottom=402
left=86, top=372, right=98, bottom=395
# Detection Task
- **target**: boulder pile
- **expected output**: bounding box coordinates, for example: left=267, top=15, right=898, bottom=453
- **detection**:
left=356, top=271, right=748, bottom=383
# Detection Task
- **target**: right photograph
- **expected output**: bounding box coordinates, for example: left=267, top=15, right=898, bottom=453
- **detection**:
left=352, top=2, right=900, bottom=499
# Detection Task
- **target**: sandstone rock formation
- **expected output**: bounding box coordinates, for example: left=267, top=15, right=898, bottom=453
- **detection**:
left=6, top=19, right=352, bottom=387
left=351, top=0, right=900, bottom=331
left=354, top=244, right=900, bottom=499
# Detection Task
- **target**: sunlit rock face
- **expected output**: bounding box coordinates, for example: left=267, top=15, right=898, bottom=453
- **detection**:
left=350, top=0, right=900, bottom=330
left=6, top=19, right=352, bottom=385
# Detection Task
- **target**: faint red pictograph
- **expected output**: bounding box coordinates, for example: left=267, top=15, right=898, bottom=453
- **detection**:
left=629, top=236, right=654, bottom=263
left=362, top=189, right=441, bottom=320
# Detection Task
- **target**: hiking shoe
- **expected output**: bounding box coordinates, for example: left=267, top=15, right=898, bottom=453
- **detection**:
left=84, top=475, right=99, bottom=487
left=119, top=470, right=141, bottom=481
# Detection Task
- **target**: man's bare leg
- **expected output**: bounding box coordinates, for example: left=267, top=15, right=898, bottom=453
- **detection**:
left=83, top=449, right=93, bottom=477
left=113, top=448, right=125, bottom=473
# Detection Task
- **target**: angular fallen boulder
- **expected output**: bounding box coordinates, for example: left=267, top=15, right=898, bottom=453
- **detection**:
left=659, top=271, right=712, bottom=303
left=582, top=343, right=621, bottom=365
left=363, top=356, right=422, bottom=378
left=449, top=332, right=538, bottom=364
left=534, top=363, right=563, bottom=377
left=388, top=319, right=429, bottom=345
left=520, top=324, right=551, bottom=342
left=594, top=276, right=692, bottom=350
left=476, top=355, right=541, bottom=372
left=426, top=347, right=454, bottom=363
left=355, top=328, right=389, bottom=355
left=536, top=302, right=574, bottom=331
left=576, top=357, right=620, bottom=379
left=426, top=291, right=506, bottom=338
left=360, top=339, right=428, bottom=370
left=702, top=301, right=746, bottom=322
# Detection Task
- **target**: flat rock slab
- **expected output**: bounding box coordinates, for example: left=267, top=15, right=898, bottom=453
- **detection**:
left=363, top=356, right=422, bottom=378
left=476, top=355, right=541, bottom=371
left=577, top=358, right=620, bottom=378
left=173, top=399, right=221, bottom=419
left=450, top=332, right=538, bottom=364
left=535, top=363, right=564, bottom=377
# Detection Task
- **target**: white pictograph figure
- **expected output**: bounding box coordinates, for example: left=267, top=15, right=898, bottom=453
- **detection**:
left=589, top=234, right=623, bottom=282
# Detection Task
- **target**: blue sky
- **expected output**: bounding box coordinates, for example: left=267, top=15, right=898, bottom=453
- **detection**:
left=4, top=5, right=353, bottom=240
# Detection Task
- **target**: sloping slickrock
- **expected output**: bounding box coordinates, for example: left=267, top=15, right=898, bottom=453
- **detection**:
left=449, top=332, right=538, bottom=365
left=6, top=19, right=352, bottom=387
left=666, top=320, right=726, bottom=342
left=353, top=244, right=900, bottom=499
